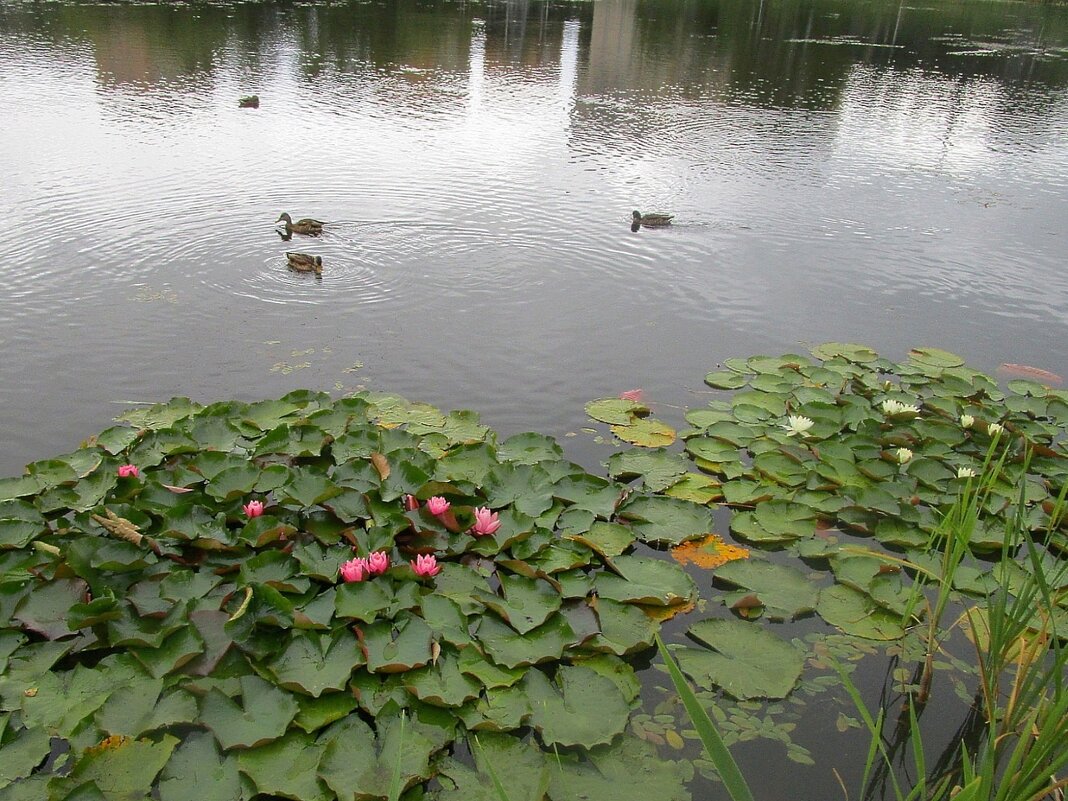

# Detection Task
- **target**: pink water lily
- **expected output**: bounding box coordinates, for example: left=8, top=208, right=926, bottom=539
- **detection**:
left=402, top=494, right=420, bottom=511
left=471, top=506, right=501, bottom=536
left=620, top=388, right=644, bottom=402
left=367, top=551, right=390, bottom=576
left=340, top=557, right=370, bottom=583
left=243, top=499, right=265, bottom=518
left=117, top=464, right=139, bottom=478
left=410, top=553, right=441, bottom=578
left=427, top=496, right=451, bottom=515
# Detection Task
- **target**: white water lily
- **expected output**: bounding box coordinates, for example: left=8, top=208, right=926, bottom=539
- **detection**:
left=988, top=422, right=1005, bottom=436
left=881, top=399, right=920, bottom=418
left=960, top=414, right=975, bottom=429
left=782, top=415, right=815, bottom=437
left=957, top=467, right=978, bottom=479
left=895, top=447, right=913, bottom=464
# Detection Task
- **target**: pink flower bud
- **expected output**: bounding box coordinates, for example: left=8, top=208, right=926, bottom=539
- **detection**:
left=410, top=553, right=441, bottom=578
left=243, top=500, right=265, bottom=518
left=427, top=496, right=451, bottom=516
left=117, top=464, right=139, bottom=478
left=340, top=557, right=369, bottom=583
left=619, top=389, right=644, bottom=402
left=403, top=494, right=420, bottom=511
left=471, top=506, right=501, bottom=537
left=367, top=551, right=390, bottom=576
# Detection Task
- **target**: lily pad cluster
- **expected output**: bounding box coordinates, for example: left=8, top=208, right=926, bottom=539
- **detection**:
left=0, top=391, right=704, bottom=801
left=584, top=345, right=1068, bottom=694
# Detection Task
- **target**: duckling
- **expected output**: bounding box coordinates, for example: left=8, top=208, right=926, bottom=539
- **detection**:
left=277, top=212, right=324, bottom=236
left=286, top=252, right=323, bottom=275
left=631, top=210, right=674, bottom=228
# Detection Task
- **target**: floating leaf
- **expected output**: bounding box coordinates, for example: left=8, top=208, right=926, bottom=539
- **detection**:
left=525, top=665, right=630, bottom=748
left=158, top=732, right=241, bottom=801
left=712, top=559, right=818, bottom=619
left=585, top=398, right=648, bottom=425
left=816, top=584, right=905, bottom=640
left=610, top=418, right=677, bottom=447
left=810, top=343, right=878, bottom=363
left=595, top=555, right=696, bottom=607
left=671, top=535, right=749, bottom=570
left=675, top=617, right=804, bottom=699
left=199, top=675, right=299, bottom=749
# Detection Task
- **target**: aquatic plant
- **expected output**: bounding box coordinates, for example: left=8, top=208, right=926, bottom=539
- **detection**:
left=0, top=343, right=1065, bottom=799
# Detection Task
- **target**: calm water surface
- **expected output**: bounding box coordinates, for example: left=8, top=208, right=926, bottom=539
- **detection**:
left=1, top=0, right=1067, bottom=795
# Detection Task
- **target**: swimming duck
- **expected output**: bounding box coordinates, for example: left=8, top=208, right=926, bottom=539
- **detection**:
left=286, top=252, right=323, bottom=275
left=632, top=210, right=674, bottom=228
left=277, top=212, right=324, bottom=236
left=238, top=95, right=260, bottom=108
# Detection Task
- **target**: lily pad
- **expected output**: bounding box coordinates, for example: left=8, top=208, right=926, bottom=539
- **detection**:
left=525, top=665, right=630, bottom=748
left=585, top=398, right=648, bottom=426
left=713, top=559, right=819, bottom=620
left=816, top=584, right=905, bottom=640
left=595, top=555, right=696, bottom=607
left=610, top=418, right=677, bottom=448
left=675, top=617, right=804, bottom=699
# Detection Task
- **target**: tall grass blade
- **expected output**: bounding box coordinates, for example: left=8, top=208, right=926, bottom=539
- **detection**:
left=473, top=735, right=513, bottom=801
left=655, top=632, right=756, bottom=801
left=387, top=710, right=406, bottom=801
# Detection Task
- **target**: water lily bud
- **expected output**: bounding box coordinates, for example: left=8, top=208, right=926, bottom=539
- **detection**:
left=987, top=422, right=1004, bottom=436
left=959, top=414, right=975, bottom=429
left=957, top=467, right=977, bottom=479
left=895, top=447, right=913, bottom=464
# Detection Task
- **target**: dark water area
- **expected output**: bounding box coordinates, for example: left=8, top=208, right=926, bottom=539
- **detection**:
left=1, top=0, right=1067, bottom=797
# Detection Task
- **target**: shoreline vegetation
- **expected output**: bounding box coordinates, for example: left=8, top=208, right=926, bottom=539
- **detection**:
left=0, top=344, right=1065, bottom=800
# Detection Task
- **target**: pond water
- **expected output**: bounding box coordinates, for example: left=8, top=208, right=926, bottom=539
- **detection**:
left=1, top=0, right=1067, bottom=797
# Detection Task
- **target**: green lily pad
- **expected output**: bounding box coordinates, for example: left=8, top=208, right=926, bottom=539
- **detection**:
left=318, top=709, right=443, bottom=800
left=675, top=617, right=804, bottom=699
left=567, top=521, right=634, bottom=558
left=525, top=665, right=630, bottom=748
left=595, top=555, right=696, bottom=607
left=713, top=559, right=820, bottom=620
left=236, top=730, right=330, bottom=801
left=95, top=679, right=197, bottom=736
left=811, top=343, right=878, bottom=363
left=816, top=584, right=905, bottom=640
left=57, top=734, right=178, bottom=801
left=158, top=732, right=241, bottom=801
left=607, top=448, right=689, bottom=492
left=617, top=495, right=712, bottom=546
left=475, top=574, right=561, bottom=635
left=476, top=613, right=580, bottom=669
left=267, top=630, right=364, bottom=697
left=585, top=398, right=648, bottom=426
left=704, top=370, right=749, bottom=390
left=403, top=650, right=483, bottom=707
left=198, top=675, right=299, bottom=749
left=497, top=432, right=563, bottom=465
left=610, top=418, right=677, bottom=447
left=588, top=598, right=657, bottom=655
left=358, top=614, right=434, bottom=673
left=0, top=723, right=51, bottom=786
left=548, top=736, right=692, bottom=801
left=435, top=732, right=549, bottom=801
left=909, top=347, right=965, bottom=369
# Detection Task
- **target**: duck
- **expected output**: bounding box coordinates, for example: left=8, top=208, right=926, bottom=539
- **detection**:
left=238, top=95, right=260, bottom=108
left=632, top=210, right=674, bottom=228
left=277, top=212, right=324, bottom=236
left=286, top=252, right=323, bottom=275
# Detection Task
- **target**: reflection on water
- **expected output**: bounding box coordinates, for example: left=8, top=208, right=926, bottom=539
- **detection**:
left=0, top=2, right=1066, bottom=787
left=0, top=0, right=1064, bottom=453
